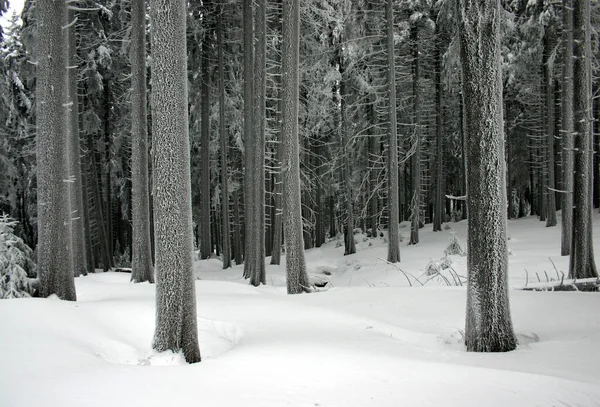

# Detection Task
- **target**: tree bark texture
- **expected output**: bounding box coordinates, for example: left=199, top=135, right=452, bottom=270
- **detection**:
left=562, top=3, right=575, bottom=249
left=248, top=0, right=266, bottom=286
left=199, top=17, right=212, bottom=260
left=150, top=0, right=201, bottom=363
left=569, top=0, right=598, bottom=279
left=409, top=24, right=421, bottom=245
left=386, top=0, right=400, bottom=263
left=282, top=0, right=311, bottom=294
left=130, top=0, right=154, bottom=283
left=459, top=0, right=517, bottom=352
left=36, top=0, right=76, bottom=300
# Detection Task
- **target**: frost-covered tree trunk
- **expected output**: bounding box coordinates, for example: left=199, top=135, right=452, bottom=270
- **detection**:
left=217, top=9, right=231, bottom=270
left=67, top=7, right=87, bottom=278
left=247, top=0, right=266, bottom=286
left=150, top=0, right=201, bottom=363
left=233, top=188, right=243, bottom=265
left=282, top=0, right=311, bottom=295
left=36, top=0, right=76, bottom=300
left=409, top=24, right=421, bottom=246
left=199, top=18, right=212, bottom=260
left=385, top=0, right=400, bottom=263
left=130, top=0, right=154, bottom=283
left=459, top=0, right=517, bottom=352
left=569, top=0, right=598, bottom=279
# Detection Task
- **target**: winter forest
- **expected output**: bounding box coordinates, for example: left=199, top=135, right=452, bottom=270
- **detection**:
left=1, top=0, right=600, bottom=405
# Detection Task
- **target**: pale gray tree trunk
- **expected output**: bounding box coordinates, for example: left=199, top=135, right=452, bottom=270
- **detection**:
left=460, top=0, right=517, bottom=352
left=67, top=7, right=87, bottom=278
left=130, top=0, right=154, bottom=283
left=245, top=0, right=266, bottom=285
left=150, top=0, right=201, bottom=363
left=217, top=8, right=231, bottom=269
left=282, top=0, right=311, bottom=295
left=385, top=0, right=400, bottom=263
left=569, top=0, right=598, bottom=279
left=199, top=18, right=212, bottom=260
left=36, top=0, right=76, bottom=300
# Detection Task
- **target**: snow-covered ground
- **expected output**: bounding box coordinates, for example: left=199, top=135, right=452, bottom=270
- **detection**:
left=2, top=214, right=600, bottom=406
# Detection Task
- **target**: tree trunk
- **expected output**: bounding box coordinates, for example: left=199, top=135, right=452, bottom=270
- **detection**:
left=282, top=0, right=311, bottom=294
left=248, top=0, right=267, bottom=286
left=460, top=0, right=517, bottom=353
left=150, top=0, right=201, bottom=364
left=130, top=0, right=154, bottom=283
left=340, top=66, right=356, bottom=256
left=386, top=0, right=400, bottom=262
left=199, top=16, right=212, bottom=260
left=561, top=0, right=574, bottom=255
left=409, top=24, right=421, bottom=245
left=544, top=27, right=557, bottom=227
left=36, top=0, right=76, bottom=300
left=233, top=188, right=243, bottom=265
left=68, top=7, right=87, bottom=278
left=433, top=27, right=444, bottom=232
left=569, top=0, right=598, bottom=279
left=217, top=9, right=231, bottom=269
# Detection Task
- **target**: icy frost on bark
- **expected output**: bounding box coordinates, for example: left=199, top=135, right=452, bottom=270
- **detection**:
left=282, top=0, right=311, bottom=294
left=150, top=0, right=201, bottom=363
left=569, top=0, right=598, bottom=279
left=130, top=0, right=154, bottom=284
left=36, top=0, right=76, bottom=300
left=459, top=0, right=517, bottom=352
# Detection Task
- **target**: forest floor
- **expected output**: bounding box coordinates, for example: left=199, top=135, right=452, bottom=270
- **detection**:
left=2, top=214, right=600, bottom=406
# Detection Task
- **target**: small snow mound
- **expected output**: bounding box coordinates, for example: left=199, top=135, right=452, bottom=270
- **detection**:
left=198, top=318, right=243, bottom=359
left=516, top=332, right=540, bottom=346
left=95, top=319, right=242, bottom=366
left=138, top=350, right=186, bottom=366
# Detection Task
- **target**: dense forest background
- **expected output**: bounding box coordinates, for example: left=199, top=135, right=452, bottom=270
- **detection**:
left=0, top=0, right=599, bottom=271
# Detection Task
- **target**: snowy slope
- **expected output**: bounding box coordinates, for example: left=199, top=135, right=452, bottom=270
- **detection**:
left=1, top=214, right=600, bottom=407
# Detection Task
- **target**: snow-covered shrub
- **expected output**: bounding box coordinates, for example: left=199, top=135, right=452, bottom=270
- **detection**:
left=426, top=257, right=452, bottom=276
left=0, top=215, right=37, bottom=299
left=444, top=233, right=466, bottom=257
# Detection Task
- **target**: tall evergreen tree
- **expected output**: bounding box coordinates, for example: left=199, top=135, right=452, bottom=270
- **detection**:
left=150, top=0, right=201, bottom=363
left=385, top=0, right=400, bottom=263
left=36, top=0, right=76, bottom=300
left=282, top=0, right=311, bottom=295
left=569, top=0, right=598, bottom=279
left=561, top=0, right=574, bottom=256
left=460, top=0, right=517, bottom=352
left=130, top=0, right=154, bottom=283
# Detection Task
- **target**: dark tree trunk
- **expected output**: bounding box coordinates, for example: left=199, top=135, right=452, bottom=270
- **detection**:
left=569, top=0, right=598, bottom=279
